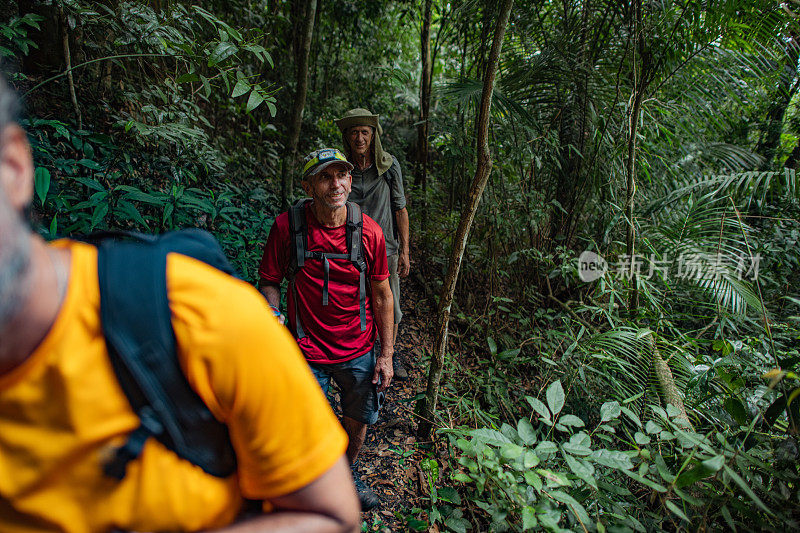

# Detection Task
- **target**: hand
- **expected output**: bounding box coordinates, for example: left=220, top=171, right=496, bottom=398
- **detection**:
left=398, top=250, right=410, bottom=278
left=269, top=304, right=286, bottom=325
left=372, top=353, right=394, bottom=392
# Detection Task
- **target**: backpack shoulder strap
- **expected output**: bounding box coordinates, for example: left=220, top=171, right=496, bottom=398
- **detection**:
left=289, top=198, right=310, bottom=270
left=288, top=199, right=311, bottom=339
left=345, top=202, right=367, bottom=332
left=382, top=158, right=398, bottom=185
left=159, top=228, right=238, bottom=277
left=381, top=159, right=402, bottom=241
left=346, top=201, right=363, bottom=264
left=97, top=230, right=237, bottom=480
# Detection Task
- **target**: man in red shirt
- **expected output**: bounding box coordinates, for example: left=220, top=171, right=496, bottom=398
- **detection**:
left=258, top=148, right=394, bottom=511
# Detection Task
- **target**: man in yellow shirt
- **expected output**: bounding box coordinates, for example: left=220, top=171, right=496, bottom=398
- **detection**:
left=0, top=78, right=360, bottom=531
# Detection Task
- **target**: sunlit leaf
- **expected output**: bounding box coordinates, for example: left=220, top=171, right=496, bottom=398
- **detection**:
left=526, top=396, right=551, bottom=421
left=517, top=418, right=537, bottom=444
left=546, top=380, right=565, bottom=416
left=600, top=401, right=621, bottom=422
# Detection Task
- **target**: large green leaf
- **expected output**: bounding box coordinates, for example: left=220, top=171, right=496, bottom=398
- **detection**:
left=246, top=89, right=264, bottom=112
left=590, top=449, right=633, bottom=470
left=470, top=428, right=513, bottom=446
left=600, top=401, right=621, bottom=422
left=34, top=167, right=50, bottom=205
left=526, top=396, right=551, bottom=421
left=231, top=78, right=249, bottom=98
left=207, top=41, right=238, bottom=66
left=517, top=418, right=537, bottom=444
left=546, top=380, right=565, bottom=416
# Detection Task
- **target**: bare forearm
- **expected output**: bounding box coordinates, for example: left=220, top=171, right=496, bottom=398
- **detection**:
left=204, top=512, right=357, bottom=533
left=369, top=279, right=395, bottom=390
left=259, top=281, right=281, bottom=310
left=372, top=289, right=394, bottom=358
left=395, top=208, right=411, bottom=277
left=208, top=456, right=359, bottom=533
left=395, top=207, right=410, bottom=254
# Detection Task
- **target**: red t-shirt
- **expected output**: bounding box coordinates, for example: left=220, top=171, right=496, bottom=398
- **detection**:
left=259, top=204, right=389, bottom=363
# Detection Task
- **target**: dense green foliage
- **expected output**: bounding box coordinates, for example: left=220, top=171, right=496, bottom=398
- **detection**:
left=3, top=0, right=800, bottom=530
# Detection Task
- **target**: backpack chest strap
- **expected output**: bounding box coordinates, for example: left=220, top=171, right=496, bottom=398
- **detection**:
left=288, top=200, right=367, bottom=335
left=346, top=202, right=366, bottom=332
left=304, top=251, right=354, bottom=308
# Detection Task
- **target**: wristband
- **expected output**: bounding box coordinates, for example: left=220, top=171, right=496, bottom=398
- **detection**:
left=269, top=304, right=281, bottom=317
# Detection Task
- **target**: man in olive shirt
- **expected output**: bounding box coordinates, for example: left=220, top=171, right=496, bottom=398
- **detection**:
left=336, top=109, right=411, bottom=380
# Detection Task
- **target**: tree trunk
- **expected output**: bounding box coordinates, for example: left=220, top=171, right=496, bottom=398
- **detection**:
left=417, top=0, right=514, bottom=441
left=625, top=89, right=642, bottom=309
left=60, top=5, right=82, bottom=130
left=650, top=336, right=693, bottom=430
left=625, top=0, right=642, bottom=310
left=449, top=17, right=469, bottom=212
left=310, top=0, right=323, bottom=94
left=280, top=0, right=318, bottom=207
left=756, top=32, right=799, bottom=170
left=416, top=0, right=432, bottom=192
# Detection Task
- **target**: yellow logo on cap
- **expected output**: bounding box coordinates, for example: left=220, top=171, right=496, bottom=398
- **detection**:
left=303, top=149, right=348, bottom=176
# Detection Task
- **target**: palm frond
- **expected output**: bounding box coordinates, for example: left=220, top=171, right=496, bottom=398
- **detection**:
left=645, top=169, right=798, bottom=215
left=640, top=194, right=764, bottom=316
left=575, top=327, right=694, bottom=416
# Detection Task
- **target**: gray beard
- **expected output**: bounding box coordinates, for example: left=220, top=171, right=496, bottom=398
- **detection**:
left=0, top=195, right=32, bottom=329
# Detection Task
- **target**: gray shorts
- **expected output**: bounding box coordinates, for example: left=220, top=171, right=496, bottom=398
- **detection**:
left=388, top=254, right=402, bottom=324
left=309, top=349, right=384, bottom=425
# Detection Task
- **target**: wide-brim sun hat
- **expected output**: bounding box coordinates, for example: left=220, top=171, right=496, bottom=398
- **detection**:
left=335, top=108, right=383, bottom=135
left=302, top=148, right=354, bottom=178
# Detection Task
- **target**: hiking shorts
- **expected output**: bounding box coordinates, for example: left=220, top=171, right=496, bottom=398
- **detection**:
left=309, top=349, right=384, bottom=425
left=388, top=254, right=403, bottom=324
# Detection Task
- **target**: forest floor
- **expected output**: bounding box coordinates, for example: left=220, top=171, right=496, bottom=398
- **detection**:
left=331, top=273, right=440, bottom=532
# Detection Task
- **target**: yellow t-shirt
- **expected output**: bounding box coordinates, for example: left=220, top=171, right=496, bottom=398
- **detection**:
left=0, top=240, right=347, bottom=532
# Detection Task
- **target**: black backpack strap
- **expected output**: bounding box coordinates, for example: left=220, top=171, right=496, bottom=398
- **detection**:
left=346, top=202, right=362, bottom=263
left=97, top=230, right=237, bottom=480
left=84, top=228, right=238, bottom=278
left=290, top=199, right=309, bottom=270
left=290, top=280, right=307, bottom=339
left=286, top=201, right=367, bottom=336
left=80, top=229, right=158, bottom=246
left=288, top=199, right=310, bottom=339
left=346, top=202, right=367, bottom=332
left=383, top=161, right=401, bottom=241
left=159, top=228, right=238, bottom=277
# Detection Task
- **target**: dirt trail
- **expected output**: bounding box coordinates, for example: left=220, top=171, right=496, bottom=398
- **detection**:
left=355, top=276, right=436, bottom=531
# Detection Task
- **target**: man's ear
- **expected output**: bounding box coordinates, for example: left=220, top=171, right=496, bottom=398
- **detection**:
left=0, top=124, right=33, bottom=210
left=300, top=178, right=311, bottom=195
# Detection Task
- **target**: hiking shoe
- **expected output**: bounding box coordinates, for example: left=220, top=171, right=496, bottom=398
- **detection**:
left=352, top=470, right=381, bottom=511
left=393, top=354, right=409, bottom=381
